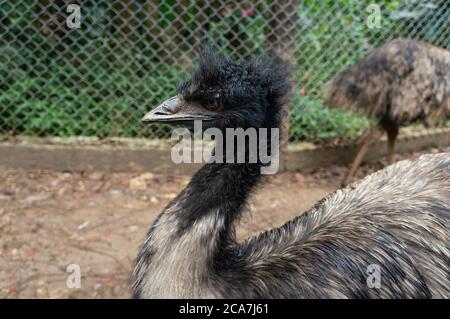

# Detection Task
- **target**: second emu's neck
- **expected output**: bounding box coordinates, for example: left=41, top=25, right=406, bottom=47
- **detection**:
left=133, top=127, right=276, bottom=298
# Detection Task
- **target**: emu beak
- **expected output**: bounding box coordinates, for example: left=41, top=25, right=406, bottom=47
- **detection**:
left=142, top=95, right=216, bottom=124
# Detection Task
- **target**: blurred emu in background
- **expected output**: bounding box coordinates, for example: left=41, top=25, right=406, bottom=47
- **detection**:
left=324, top=38, right=450, bottom=186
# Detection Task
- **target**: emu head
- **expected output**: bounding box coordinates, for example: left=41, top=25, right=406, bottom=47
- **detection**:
left=142, top=48, right=292, bottom=131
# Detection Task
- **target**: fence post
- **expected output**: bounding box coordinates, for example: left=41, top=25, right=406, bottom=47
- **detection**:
left=267, top=0, right=300, bottom=172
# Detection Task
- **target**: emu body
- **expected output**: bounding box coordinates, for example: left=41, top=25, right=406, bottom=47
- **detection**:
left=133, top=50, right=450, bottom=299
left=133, top=154, right=450, bottom=298
left=324, top=38, right=450, bottom=186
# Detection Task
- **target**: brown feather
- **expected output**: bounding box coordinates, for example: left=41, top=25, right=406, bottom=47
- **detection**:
left=324, top=38, right=450, bottom=126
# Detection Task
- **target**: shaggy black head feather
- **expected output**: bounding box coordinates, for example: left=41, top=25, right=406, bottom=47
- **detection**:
left=177, top=47, right=292, bottom=130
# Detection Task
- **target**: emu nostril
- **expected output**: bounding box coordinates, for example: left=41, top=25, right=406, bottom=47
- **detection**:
left=163, top=96, right=180, bottom=114
left=154, top=108, right=172, bottom=115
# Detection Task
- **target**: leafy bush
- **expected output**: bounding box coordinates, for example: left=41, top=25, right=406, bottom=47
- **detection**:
left=289, top=91, right=373, bottom=142
left=0, top=65, right=180, bottom=137
left=0, top=2, right=180, bottom=138
left=0, top=1, right=447, bottom=141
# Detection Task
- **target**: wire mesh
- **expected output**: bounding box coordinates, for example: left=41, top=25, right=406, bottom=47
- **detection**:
left=0, top=0, right=448, bottom=141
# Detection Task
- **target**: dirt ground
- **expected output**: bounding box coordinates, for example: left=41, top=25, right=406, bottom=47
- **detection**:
left=0, top=146, right=448, bottom=298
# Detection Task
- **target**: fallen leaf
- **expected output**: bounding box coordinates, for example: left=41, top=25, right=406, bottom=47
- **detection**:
left=36, top=287, right=47, bottom=297
left=101, top=180, right=112, bottom=191
left=128, top=225, right=138, bottom=233
left=0, top=194, right=12, bottom=200
left=109, top=190, right=121, bottom=196
left=78, top=182, right=86, bottom=192
left=139, top=172, right=155, bottom=180
left=25, top=211, right=37, bottom=219
left=26, top=249, right=37, bottom=259
left=88, top=172, right=104, bottom=181
left=57, top=187, right=67, bottom=197
left=22, top=194, right=49, bottom=204
left=129, top=173, right=154, bottom=191
left=50, top=180, right=59, bottom=188
left=100, top=278, right=113, bottom=285
left=77, top=221, right=89, bottom=230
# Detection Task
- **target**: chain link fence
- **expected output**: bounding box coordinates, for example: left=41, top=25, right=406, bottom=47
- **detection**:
left=1, top=1, right=449, bottom=142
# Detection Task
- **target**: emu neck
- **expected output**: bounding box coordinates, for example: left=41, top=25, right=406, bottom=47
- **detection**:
left=133, top=134, right=270, bottom=298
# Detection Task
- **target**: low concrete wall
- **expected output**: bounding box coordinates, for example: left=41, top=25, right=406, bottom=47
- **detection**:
left=1, top=127, right=449, bottom=174
left=0, top=142, right=202, bottom=175
left=287, top=127, right=450, bottom=173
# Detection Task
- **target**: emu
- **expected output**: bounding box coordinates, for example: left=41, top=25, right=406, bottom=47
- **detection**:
left=132, top=49, right=450, bottom=299
left=324, top=38, right=450, bottom=186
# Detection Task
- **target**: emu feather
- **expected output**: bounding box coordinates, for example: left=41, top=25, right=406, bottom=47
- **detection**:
left=324, top=38, right=450, bottom=126
left=133, top=49, right=449, bottom=299
left=324, top=38, right=450, bottom=186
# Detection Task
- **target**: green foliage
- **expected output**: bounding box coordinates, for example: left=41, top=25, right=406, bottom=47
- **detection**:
left=295, top=0, right=402, bottom=95
left=0, top=37, right=180, bottom=137
left=0, top=1, right=447, bottom=141
left=208, top=7, right=267, bottom=57
left=289, top=91, right=373, bottom=141
left=391, top=0, right=449, bottom=48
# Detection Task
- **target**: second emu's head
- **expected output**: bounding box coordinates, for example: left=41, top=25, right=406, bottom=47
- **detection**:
left=142, top=48, right=292, bottom=131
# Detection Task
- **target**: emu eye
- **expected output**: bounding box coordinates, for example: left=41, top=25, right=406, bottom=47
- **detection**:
left=205, top=99, right=221, bottom=111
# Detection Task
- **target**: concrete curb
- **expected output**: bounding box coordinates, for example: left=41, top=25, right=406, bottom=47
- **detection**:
left=1, top=128, right=449, bottom=174
left=286, top=127, right=450, bottom=173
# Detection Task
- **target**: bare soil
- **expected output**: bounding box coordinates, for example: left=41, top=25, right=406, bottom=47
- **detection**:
left=0, top=146, right=448, bottom=298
